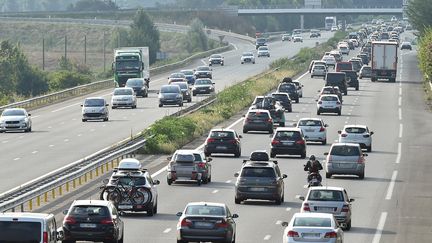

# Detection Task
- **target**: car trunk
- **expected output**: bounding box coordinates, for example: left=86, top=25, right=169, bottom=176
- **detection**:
left=185, top=216, right=225, bottom=230
left=291, top=227, right=336, bottom=241
left=172, top=161, right=197, bottom=178
left=328, top=154, right=359, bottom=169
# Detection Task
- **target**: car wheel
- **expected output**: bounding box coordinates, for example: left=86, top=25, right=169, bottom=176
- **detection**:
left=356, top=86, right=359, bottom=91
left=221, top=63, right=224, bottom=66
left=288, top=108, right=292, bottom=112
left=147, top=204, right=154, bottom=216
left=317, top=110, right=320, bottom=115
left=241, top=62, right=244, bottom=64
left=187, top=98, right=192, bottom=103
left=205, top=152, right=211, bottom=157
left=359, top=76, right=362, bottom=79
left=367, top=145, right=372, bottom=152
left=344, top=91, right=348, bottom=95
left=322, top=139, right=327, bottom=145
left=371, top=78, right=376, bottom=82
left=345, top=220, right=352, bottom=230
left=270, top=152, right=276, bottom=158
left=197, top=179, right=202, bottom=186
left=235, top=197, right=242, bottom=204
left=104, top=117, right=109, bottom=122
left=112, top=106, right=116, bottom=109
left=167, top=178, right=173, bottom=185
left=82, top=119, right=87, bottom=122
left=338, top=109, right=342, bottom=116
left=279, top=122, right=285, bottom=127
left=311, top=75, right=314, bottom=78
left=296, top=98, right=299, bottom=103
left=325, top=172, right=332, bottom=179
left=192, top=92, right=196, bottom=96
left=234, top=150, right=241, bottom=158
left=202, top=176, right=209, bottom=184
left=275, top=197, right=282, bottom=205
left=242, top=128, right=248, bottom=133
left=252, top=61, right=255, bottom=64
left=177, top=240, right=187, bottom=243
left=300, top=151, right=306, bottom=159
left=158, top=104, right=163, bottom=107
left=179, top=102, right=183, bottom=107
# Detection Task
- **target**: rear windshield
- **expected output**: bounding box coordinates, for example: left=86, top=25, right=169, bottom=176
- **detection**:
left=321, top=96, right=338, bottom=101
left=161, top=86, right=180, bottom=93
left=173, top=154, right=195, bottom=163
left=272, top=94, right=289, bottom=101
left=241, top=167, right=276, bottom=177
left=330, top=145, right=360, bottom=156
left=337, top=63, right=352, bottom=70
left=69, top=205, right=110, bottom=216
left=345, top=127, right=367, bottom=133
left=210, top=131, right=234, bottom=139
left=0, top=221, right=41, bottom=242
left=186, top=205, right=225, bottom=216
left=326, top=73, right=345, bottom=83
left=170, top=73, right=185, bottom=78
left=298, top=120, right=321, bottom=126
left=278, top=84, right=296, bottom=92
left=313, top=65, right=325, bottom=70
left=126, top=79, right=144, bottom=87
left=308, top=190, right=344, bottom=202
left=247, top=112, right=270, bottom=119
left=113, top=89, right=133, bottom=96
left=275, top=131, right=301, bottom=140
left=84, top=99, right=105, bottom=107
left=293, top=217, right=332, bottom=227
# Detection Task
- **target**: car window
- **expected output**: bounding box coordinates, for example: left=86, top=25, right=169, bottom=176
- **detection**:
left=241, top=167, right=276, bottom=178
left=293, top=217, right=332, bottom=227
left=174, top=154, right=195, bottom=163
left=210, top=131, right=234, bottom=139
left=243, top=53, right=253, bottom=57
left=299, top=120, right=321, bottom=126
left=275, top=131, right=301, bottom=140
left=0, top=221, right=42, bottom=242
left=330, top=146, right=360, bottom=156
left=314, top=65, right=325, bottom=70
left=211, top=54, right=221, bottom=58
left=345, top=127, right=367, bottom=133
left=247, top=112, right=270, bottom=119
left=175, top=83, right=188, bottom=89
left=321, top=96, right=338, bottom=101
left=278, top=84, right=296, bottom=92
left=308, top=190, right=344, bottom=202
left=272, top=94, right=289, bottom=101
left=70, top=205, right=110, bottom=216
left=171, top=73, right=185, bottom=78
left=126, top=79, right=144, bottom=86
left=186, top=205, right=226, bottom=216
left=2, top=109, right=26, bottom=116
left=181, top=70, right=194, bottom=75
left=193, top=153, right=203, bottom=162
left=197, top=66, right=210, bottom=71
left=114, top=89, right=133, bottom=96
left=161, top=86, right=180, bottom=93
left=195, top=79, right=212, bottom=85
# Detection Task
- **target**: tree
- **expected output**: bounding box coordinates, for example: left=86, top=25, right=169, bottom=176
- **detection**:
left=128, top=9, right=161, bottom=64
left=184, top=18, right=209, bottom=52
left=407, top=0, right=432, bottom=34
left=69, top=0, right=118, bottom=11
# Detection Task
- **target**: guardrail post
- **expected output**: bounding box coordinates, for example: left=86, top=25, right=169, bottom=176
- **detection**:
left=84, top=173, right=88, bottom=183
left=96, top=167, right=99, bottom=177
left=29, top=200, right=33, bottom=211
left=59, top=185, right=63, bottom=196
left=20, top=204, right=24, bottom=212
left=73, top=179, right=76, bottom=188
left=101, top=165, right=104, bottom=174
left=111, top=160, right=114, bottom=168
left=66, top=181, right=70, bottom=192
left=79, top=176, right=82, bottom=185
left=90, top=170, right=93, bottom=180
left=44, top=192, right=48, bottom=203
left=51, top=189, right=56, bottom=199
left=37, top=196, right=41, bottom=207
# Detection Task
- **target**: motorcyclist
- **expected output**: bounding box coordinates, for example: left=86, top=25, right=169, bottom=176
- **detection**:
left=304, top=155, right=323, bottom=184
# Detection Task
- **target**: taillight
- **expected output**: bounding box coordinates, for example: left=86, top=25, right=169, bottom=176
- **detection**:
left=197, top=162, right=206, bottom=168
left=271, top=139, right=280, bottom=145
left=64, top=216, right=77, bottom=225
left=357, top=156, right=364, bottom=164
left=215, top=219, right=229, bottom=228
left=319, top=127, right=325, bottom=132
left=303, top=203, right=310, bottom=211
left=287, top=230, right=300, bottom=237
left=43, top=232, right=48, bottom=243
left=324, top=231, right=338, bottom=238
left=230, top=139, right=238, bottom=144
left=363, top=134, right=370, bottom=138
left=100, top=218, right=114, bottom=225
left=341, top=134, right=347, bottom=137
left=206, top=138, right=216, bottom=143
left=342, top=204, right=350, bottom=212
left=181, top=218, right=193, bottom=227
left=296, top=140, right=305, bottom=145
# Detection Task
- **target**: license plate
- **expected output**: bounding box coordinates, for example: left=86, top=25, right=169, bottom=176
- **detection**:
left=317, top=207, right=334, bottom=212
left=195, top=222, right=213, bottom=227
left=302, top=233, right=320, bottom=237
left=118, top=205, right=133, bottom=209
left=80, top=223, right=97, bottom=228
left=311, top=179, right=319, bottom=183
left=250, top=187, right=266, bottom=192
left=339, top=163, right=353, bottom=168
left=305, top=129, right=314, bottom=132
left=282, top=142, right=294, bottom=146
left=216, top=146, right=227, bottom=150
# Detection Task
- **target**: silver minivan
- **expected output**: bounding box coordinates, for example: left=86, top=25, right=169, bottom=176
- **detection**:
left=0, top=212, right=61, bottom=242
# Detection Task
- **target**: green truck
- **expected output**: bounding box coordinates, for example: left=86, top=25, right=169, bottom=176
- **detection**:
left=112, top=47, right=150, bottom=87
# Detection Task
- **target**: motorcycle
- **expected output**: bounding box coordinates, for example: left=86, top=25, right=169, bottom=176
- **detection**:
left=307, top=172, right=322, bottom=187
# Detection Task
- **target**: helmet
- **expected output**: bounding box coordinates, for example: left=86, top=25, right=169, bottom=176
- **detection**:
left=309, top=155, right=316, bottom=160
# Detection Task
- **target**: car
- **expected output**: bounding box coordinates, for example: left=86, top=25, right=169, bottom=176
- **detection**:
left=0, top=108, right=32, bottom=133
left=282, top=213, right=344, bottom=243
left=208, top=54, right=224, bottom=66
left=329, top=51, right=343, bottom=63
left=400, top=41, right=412, bottom=50
left=318, top=86, right=342, bottom=103
left=257, top=46, right=270, bottom=57
left=204, top=128, right=242, bottom=157
left=242, top=109, right=274, bottom=134
left=335, top=62, right=353, bottom=72
left=62, top=200, right=124, bottom=243
left=272, top=92, right=292, bottom=112
left=338, top=45, right=350, bottom=55
left=282, top=34, right=291, bottom=41
left=309, top=60, right=327, bottom=73
left=299, top=186, right=354, bottom=229
left=81, top=97, right=109, bottom=122
left=349, top=59, right=363, bottom=72
left=292, top=29, right=302, bottom=35
left=241, top=52, right=255, bottom=64
left=167, top=149, right=212, bottom=186
left=310, top=30, right=320, bottom=38
left=277, top=82, right=299, bottom=103
left=251, top=96, right=265, bottom=108
left=168, top=72, right=188, bottom=84
left=194, top=66, right=213, bottom=79
left=249, top=150, right=270, bottom=161
left=321, top=55, right=336, bottom=67
left=180, top=69, right=196, bottom=85
left=158, top=84, right=183, bottom=107
left=111, top=87, right=137, bottom=109
left=331, top=26, right=338, bottom=31
left=311, top=29, right=321, bottom=37
left=317, top=94, right=341, bottom=116
left=270, top=127, right=307, bottom=158
left=173, top=82, right=192, bottom=102
left=296, top=118, right=328, bottom=145
left=293, top=35, right=303, bottom=42
left=292, top=81, right=303, bottom=98
left=256, top=37, right=267, bottom=49
left=405, top=24, right=412, bottom=30
left=125, top=78, right=148, bottom=97
left=324, top=143, right=367, bottom=179
left=391, top=16, right=397, bottom=22
left=357, top=53, right=369, bottom=65
left=342, top=70, right=359, bottom=90
left=250, top=96, right=286, bottom=127
left=192, top=78, right=215, bottom=96
left=234, top=160, right=287, bottom=204
left=311, top=64, right=327, bottom=78
left=338, top=125, right=374, bottom=152
left=359, top=65, right=372, bottom=79
left=325, top=72, right=348, bottom=95
left=176, top=202, right=238, bottom=243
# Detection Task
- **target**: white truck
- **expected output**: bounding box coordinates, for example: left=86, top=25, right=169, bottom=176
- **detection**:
left=112, top=47, right=150, bottom=87
left=371, top=41, right=398, bottom=82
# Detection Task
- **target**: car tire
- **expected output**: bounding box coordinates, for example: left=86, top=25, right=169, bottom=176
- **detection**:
left=167, top=178, right=173, bottom=185
left=288, top=108, right=292, bottom=112
left=300, top=151, right=306, bottom=159
left=112, top=106, right=116, bottom=109
left=82, top=119, right=87, bottom=122
left=345, top=220, right=352, bottom=230
left=296, top=98, right=299, bottom=103
left=241, top=62, right=244, bottom=64
left=104, top=117, right=109, bottom=122
left=344, top=91, right=348, bottom=95
left=356, top=86, right=359, bottom=91
left=311, top=75, right=314, bottom=78
left=359, top=76, right=362, bottom=79
left=317, top=110, right=321, bottom=115
left=234, top=150, right=241, bottom=158
left=325, top=172, right=332, bottom=179
left=367, top=145, right=372, bottom=152
left=177, top=240, right=187, bottom=243
left=202, top=176, right=209, bottom=184
left=243, top=128, right=248, bottom=133
left=235, top=197, right=242, bottom=204
left=158, top=104, right=163, bottom=107
left=371, top=77, right=376, bottom=82
left=192, top=92, right=196, bottom=96
left=275, top=197, right=282, bottom=205
left=338, top=110, right=341, bottom=116
left=322, top=139, right=327, bottom=145
left=187, top=98, right=192, bottom=103
left=205, top=152, right=211, bottom=157
left=179, top=102, right=183, bottom=107
left=279, top=122, right=285, bottom=127
left=252, top=61, right=255, bottom=64
left=147, top=204, right=155, bottom=217
left=221, top=63, right=224, bottom=66
left=270, top=152, right=276, bottom=158
left=359, top=172, right=365, bottom=179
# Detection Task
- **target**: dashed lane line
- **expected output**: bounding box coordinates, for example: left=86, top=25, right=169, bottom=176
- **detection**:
left=398, top=108, right=402, bottom=121
left=212, top=190, right=219, bottom=194
left=263, top=235, right=272, bottom=241
left=163, top=228, right=171, bottom=234
left=372, top=212, right=388, bottom=243
left=13, top=158, right=20, bottom=161
left=226, top=180, right=232, bottom=183
left=396, top=142, right=401, bottom=164
left=32, top=151, right=38, bottom=154
left=385, top=170, right=398, bottom=200
left=399, top=124, right=403, bottom=138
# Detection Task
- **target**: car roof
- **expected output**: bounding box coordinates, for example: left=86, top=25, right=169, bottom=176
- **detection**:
left=331, top=142, right=361, bottom=147
left=0, top=212, right=53, bottom=219
left=3, top=108, right=27, bottom=111
left=72, top=200, right=111, bottom=207
left=293, top=212, right=334, bottom=219
left=275, top=127, right=302, bottom=132
left=175, top=149, right=200, bottom=155
left=344, top=124, right=367, bottom=129
left=210, top=128, right=236, bottom=133
left=114, top=87, right=133, bottom=91
left=308, top=186, right=345, bottom=192
left=272, top=92, right=289, bottom=96
left=320, top=94, right=339, bottom=98
left=242, top=161, right=277, bottom=168
left=298, top=118, right=322, bottom=121
left=186, top=202, right=226, bottom=207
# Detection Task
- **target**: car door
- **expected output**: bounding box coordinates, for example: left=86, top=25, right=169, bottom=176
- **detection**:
left=225, top=206, right=236, bottom=235
left=146, top=174, right=158, bottom=206
left=110, top=205, right=123, bottom=240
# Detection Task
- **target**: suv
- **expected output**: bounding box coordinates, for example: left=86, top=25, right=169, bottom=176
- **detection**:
left=325, top=72, right=348, bottom=95
left=324, top=143, right=367, bottom=179
left=173, top=82, right=192, bottom=103
left=257, top=46, right=270, bottom=57
left=125, top=78, right=148, bottom=97
left=62, top=200, right=124, bottom=243
left=234, top=160, right=287, bottom=204
left=316, top=94, right=342, bottom=116
left=241, top=52, right=256, bottom=64
left=296, top=118, right=328, bottom=145
left=256, top=37, right=267, bottom=49
left=343, top=70, right=359, bottom=90
left=270, top=127, right=307, bottom=158
left=349, top=59, right=363, bottom=72
left=338, top=125, right=374, bottom=152
left=242, top=109, right=274, bottom=134
left=81, top=97, right=109, bottom=122
left=277, top=82, right=299, bottom=103
left=166, top=149, right=212, bottom=186
left=204, top=129, right=242, bottom=157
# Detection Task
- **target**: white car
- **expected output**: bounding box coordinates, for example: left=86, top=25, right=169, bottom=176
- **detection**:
left=322, top=55, right=336, bottom=67
left=282, top=213, right=344, bottom=243
left=311, top=64, right=327, bottom=78
left=338, top=45, right=350, bottom=55
left=338, top=125, right=374, bottom=152
left=331, top=26, right=338, bottom=32
left=81, top=97, right=109, bottom=122
left=257, top=46, right=270, bottom=57
left=293, top=35, right=303, bottom=42
left=241, top=52, right=255, bottom=64
left=111, top=87, right=137, bottom=109
left=317, top=94, right=341, bottom=116
left=296, top=118, right=328, bottom=145
left=0, top=108, right=32, bottom=133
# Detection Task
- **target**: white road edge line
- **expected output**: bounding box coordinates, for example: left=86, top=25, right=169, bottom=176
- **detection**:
left=395, top=142, right=401, bottom=164
left=399, top=124, right=403, bottom=138
left=212, top=190, right=219, bottom=194
left=163, top=228, right=171, bottom=233
left=372, top=212, right=388, bottom=243
left=263, top=235, right=271, bottom=241
left=385, top=170, right=398, bottom=200
left=201, top=59, right=207, bottom=65
left=398, top=96, right=402, bottom=106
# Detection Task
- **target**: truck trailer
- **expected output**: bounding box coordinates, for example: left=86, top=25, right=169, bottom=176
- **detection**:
left=371, top=41, right=398, bottom=82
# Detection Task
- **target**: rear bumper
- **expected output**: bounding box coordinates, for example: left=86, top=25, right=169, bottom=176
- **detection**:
left=178, top=228, right=232, bottom=242
left=271, top=145, right=305, bottom=155
left=243, top=123, right=273, bottom=131
left=63, top=228, right=117, bottom=241
left=236, top=187, right=280, bottom=200
left=326, top=163, right=365, bottom=175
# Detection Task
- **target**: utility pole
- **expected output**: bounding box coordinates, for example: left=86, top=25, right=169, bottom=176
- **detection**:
left=103, top=32, right=106, bottom=72
left=42, top=38, right=45, bottom=70
left=64, top=35, right=67, bottom=60
left=84, top=35, right=87, bottom=64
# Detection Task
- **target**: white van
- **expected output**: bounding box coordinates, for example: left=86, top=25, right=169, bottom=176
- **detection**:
left=0, top=212, right=61, bottom=243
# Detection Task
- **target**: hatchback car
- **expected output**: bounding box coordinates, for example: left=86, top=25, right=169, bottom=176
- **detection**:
left=296, top=118, right=328, bottom=145
left=257, top=46, right=270, bottom=57
left=168, top=72, right=188, bottom=84
left=241, top=52, right=255, bottom=64
left=62, top=200, right=124, bottom=243
left=176, top=202, right=238, bottom=243
left=400, top=41, right=412, bottom=50
left=111, top=87, right=137, bottom=109
left=309, top=60, right=327, bottom=73
left=311, top=64, right=327, bottom=78
left=208, top=54, right=224, bottom=66
left=0, top=108, right=32, bottom=133
left=282, top=34, right=291, bottom=41
left=325, top=143, right=367, bottom=179
left=158, top=85, right=183, bottom=107
left=299, top=186, right=354, bottom=230
left=338, top=125, right=374, bottom=152
left=173, top=82, right=192, bottom=103
left=242, top=109, right=273, bottom=134
left=316, top=95, right=341, bottom=116
left=359, top=66, right=372, bottom=79
left=125, top=78, right=148, bottom=97
left=282, top=213, right=344, bottom=243
left=272, top=92, right=292, bottom=112
left=192, top=78, right=215, bottom=96
left=194, top=66, right=213, bottom=79
left=293, top=35, right=303, bottom=42
left=270, top=127, right=307, bottom=158
left=322, top=55, right=336, bottom=67
left=204, top=129, right=242, bottom=157
left=234, top=160, right=287, bottom=204
left=277, top=82, right=299, bottom=103
left=167, top=149, right=212, bottom=186
left=318, top=86, right=343, bottom=103
left=180, top=69, right=196, bottom=85
left=81, top=97, right=109, bottom=122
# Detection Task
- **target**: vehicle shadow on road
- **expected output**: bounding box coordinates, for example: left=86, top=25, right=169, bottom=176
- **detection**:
left=121, top=212, right=178, bottom=220
left=329, top=176, right=403, bottom=183
left=349, top=226, right=396, bottom=236
left=368, top=150, right=397, bottom=155
left=240, top=200, right=302, bottom=208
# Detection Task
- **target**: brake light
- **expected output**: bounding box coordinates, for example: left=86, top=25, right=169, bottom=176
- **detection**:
left=198, top=162, right=206, bottom=168
left=230, top=139, right=238, bottom=144
left=287, top=230, right=300, bottom=237
left=341, top=134, right=347, bottom=137
left=342, top=204, right=350, bottom=212
left=303, top=203, right=310, bottom=211
left=271, top=139, right=280, bottom=145
left=215, top=219, right=229, bottom=228
left=180, top=218, right=193, bottom=227
left=358, top=156, right=365, bottom=164
left=319, top=127, right=325, bottom=132
left=206, top=138, right=216, bottom=143
left=363, top=134, right=370, bottom=138
left=296, top=140, right=305, bottom=145
left=64, top=216, right=77, bottom=225
left=100, top=218, right=114, bottom=225
left=43, top=232, right=48, bottom=243
left=324, top=231, right=337, bottom=238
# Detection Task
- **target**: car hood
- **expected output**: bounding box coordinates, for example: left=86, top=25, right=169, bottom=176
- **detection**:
left=83, top=106, right=106, bottom=113
left=112, top=95, right=132, bottom=100
left=0, top=116, right=26, bottom=122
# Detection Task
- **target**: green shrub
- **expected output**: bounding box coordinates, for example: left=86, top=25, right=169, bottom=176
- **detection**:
left=48, top=70, right=91, bottom=90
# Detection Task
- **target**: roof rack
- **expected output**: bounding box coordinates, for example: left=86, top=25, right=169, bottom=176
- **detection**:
left=242, top=159, right=278, bottom=165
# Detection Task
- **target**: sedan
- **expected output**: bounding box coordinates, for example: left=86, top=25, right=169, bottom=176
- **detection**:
left=0, top=108, right=32, bottom=133
left=297, top=118, right=328, bottom=145
left=194, top=66, right=213, bottom=79
left=192, top=78, right=215, bottom=96
left=257, top=46, right=270, bottom=57
left=325, top=143, right=367, bottom=179
left=176, top=202, right=238, bottom=243
left=208, top=54, right=224, bottom=66
left=173, top=82, right=192, bottom=103
left=311, top=64, right=327, bottom=78
left=168, top=72, right=188, bottom=84
left=282, top=213, right=344, bottom=243
left=270, top=127, right=307, bottom=158
left=316, top=94, right=341, bottom=116
left=111, top=87, right=137, bottom=109
left=293, top=35, right=303, bottom=42
left=338, top=125, right=374, bottom=152
left=158, top=85, right=183, bottom=107
left=241, top=52, right=255, bottom=64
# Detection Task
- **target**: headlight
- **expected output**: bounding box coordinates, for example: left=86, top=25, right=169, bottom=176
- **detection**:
left=192, top=86, right=196, bottom=90
left=158, top=94, right=164, bottom=98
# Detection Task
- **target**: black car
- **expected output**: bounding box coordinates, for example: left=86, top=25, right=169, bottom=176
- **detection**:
left=325, top=72, right=348, bottom=95
left=277, top=83, right=299, bottom=103
left=204, top=129, right=242, bottom=157
left=255, top=37, right=267, bottom=49
left=310, top=32, right=320, bottom=38
left=343, top=70, right=359, bottom=90
left=174, top=82, right=192, bottom=102
left=62, top=200, right=124, bottom=243
left=125, top=78, right=148, bottom=97
left=249, top=150, right=270, bottom=161
left=242, top=109, right=274, bottom=134
left=272, top=92, right=292, bottom=112
left=270, top=127, right=307, bottom=158
left=357, top=54, right=369, bottom=65
left=194, top=66, right=213, bottom=79
left=400, top=42, right=412, bottom=50
left=234, top=160, right=287, bottom=204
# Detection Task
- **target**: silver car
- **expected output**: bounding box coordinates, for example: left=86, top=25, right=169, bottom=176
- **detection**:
left=325, top=143, right=367, bottom=179
left=311, top=64, right=327, bottom=78
left=0, top=108, right=32, bottom=133
left=282, top=213, right=344, bottom=243
left=299, top=186, right=354, bottom=230
left=257, top=46, right=270, bottom=57
left=338, top=125, right=374, bottom=152
left=111, top=87, right=137, bottom=109
left=81, top=97, right=109, bottom=122
left=241, top=52, right=255, bottom=64
left=297, top=118, right=328, bottom=145
left=166, top=149, right=212, bottom=185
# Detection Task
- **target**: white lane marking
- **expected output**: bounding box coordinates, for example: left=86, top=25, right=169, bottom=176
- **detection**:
left=334, top=139, right=338, bottom=142
left=64, top=139, right=69, bottom=142
left=152, top=165, right=168, bottom=178
left=201, top=59, right=207, bottom=65
left=286, top=207, right=292, bottom=211
left=2, top=141, right=8, bottom=144
left=372, top=212, right=388, bottom=243
left=399, top=88, right=402, bottom=96
left=48, top=126, right=52, bottom=129
left=385, top=170, right=398, bottom=200
left=102, top=124, right=106, bottom=127
left=263, top=235, right=272, bottom=241
left=90, top=129, right=95, bottom=132
left=398, top=108, right=402, bottom=121
left=350, top=106, right=354, bottom=109
left=396, top=142, right=401, bottom=164
left=52, top=102, right=81, bottom=113
left=399, top=124, right=403, bottom=138
left=31, top=115, right=40, bottom=119
left=226, top=180, right=232, bottom=183
left=72, top=118, right=77, bottom=121
left=398, top=96, right=402, bottom=106
left=212, top=190, right=219, bottom=194
left=275, top=220, right=282, bottom=225
left=32, top=151, right=38, bottom=154
left=163, top=228, right=171, bottom=233
left=60, top=122, right=65, bottom=125
left=301, top=107, right=306, bottom=111
left=49, top=144, right=54, bottom=147
left=77, top=134, right=82, bottom=137
left=345, top=121, right=348, bottom=124
left=13, top=158, right=20, bottom=161
left=296, top=71, right=309, bottom=80
left=295, top=115, right=299, bottom=118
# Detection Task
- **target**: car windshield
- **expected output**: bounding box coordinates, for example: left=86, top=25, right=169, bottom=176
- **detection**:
left=362, top=67, right=371, bottom=71
left=243, top=53, right=253, bottom=57
left=111, top=176, right=147, bottom=186
left=278, top=84, right=296, bottom=92
left=195, top=79, right=212, bottom=85
left=181, top=70, right=194, bottom=75
left=186, top=205, right=225, bottom=216
left=272, top=94, right=289, bottom=101
left=69, top=205, right=110, bottom=216
left=84, top=99, right=104, bottom=107
left=308, top=190, right=344, bottom=202
left=0, top=221, right=42, bottom=241
left=321, top=96, right=338, bottom=101
left=293, top=217, right=332, bottom=227
left=298, top=120, right=321, bottom=126
left=1, top=110, right=25, bottom=116
left=338, top=63, right=352, bottom=70
left=161, top=86, right=180, bottom=93
left=314, top=65, right=325, bottom=70
left=259, top=47, right=268, bottom=51
left=326, top=74, right=345, bottom=83
left=322, top=88, right=335, bottom=94
left=170, top=73, right=185, bottom=78
left=175, top=83, right=188, bottom=89
left=330, top=146, right=360, bottom=156
left=197, top=66, right=210, bottom=71
left=211, top=54, right=221, bottom=58
left=247, top=111, right=270, bottom=119
left=345, top=127, right=367, bottom=133
left=241, top=167, right=276, bottom=178
left=275, top=131, right=301, bottom=140
left=210, top=131, right=235, bottom=138
left=113, top=89, right=133, bottom=96
left=115, top=60, right=140, bottom=70
left=126, top=79, right=144, bottom=87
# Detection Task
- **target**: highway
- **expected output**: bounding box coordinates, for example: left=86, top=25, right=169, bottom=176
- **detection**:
left=33, top=31, right=432, bottom=243
left=0, top=29, right=333, bottom=193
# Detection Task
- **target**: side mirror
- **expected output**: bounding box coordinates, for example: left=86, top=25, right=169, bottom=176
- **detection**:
left=281, top=222, right=289, bottom=227
left=232, top=214, right=239, bottom=218
left=324, top=124, right=329, bottom=127
left=80, top=104, right=83, bottom=107
left=337, top=130, right=342, bottom=134
left=27, top=114, right=31, bottom=116
left=176, top=212, right=183, bottom=217
left=324, top=152, right=329, bottom=155
left=299, top=196, right=305, bottom=201
left=282, top=174, right=288, bottom=179
left=102, top=178, right=109, bottom=184
left=207, top=157, right=213, bottom=162
left=370, top=131, right=374, bottom=135
left=363, top=153, right=368, bottom=157
left=238, top=135, right=243, bottom=138
left=153, top=180, right=160, bottom=185
left=234, top=172, right=239, bottom=177
left=212, top=83, right=216, bottom=85
left=62, top=209, right=68, bottom=215
left=167, top=156, right=172, bottom=161
left=349, top=198, right=355, bottom=202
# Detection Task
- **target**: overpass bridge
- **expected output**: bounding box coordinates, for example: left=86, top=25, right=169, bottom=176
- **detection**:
left=237, top=7, right=404, bottom=16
